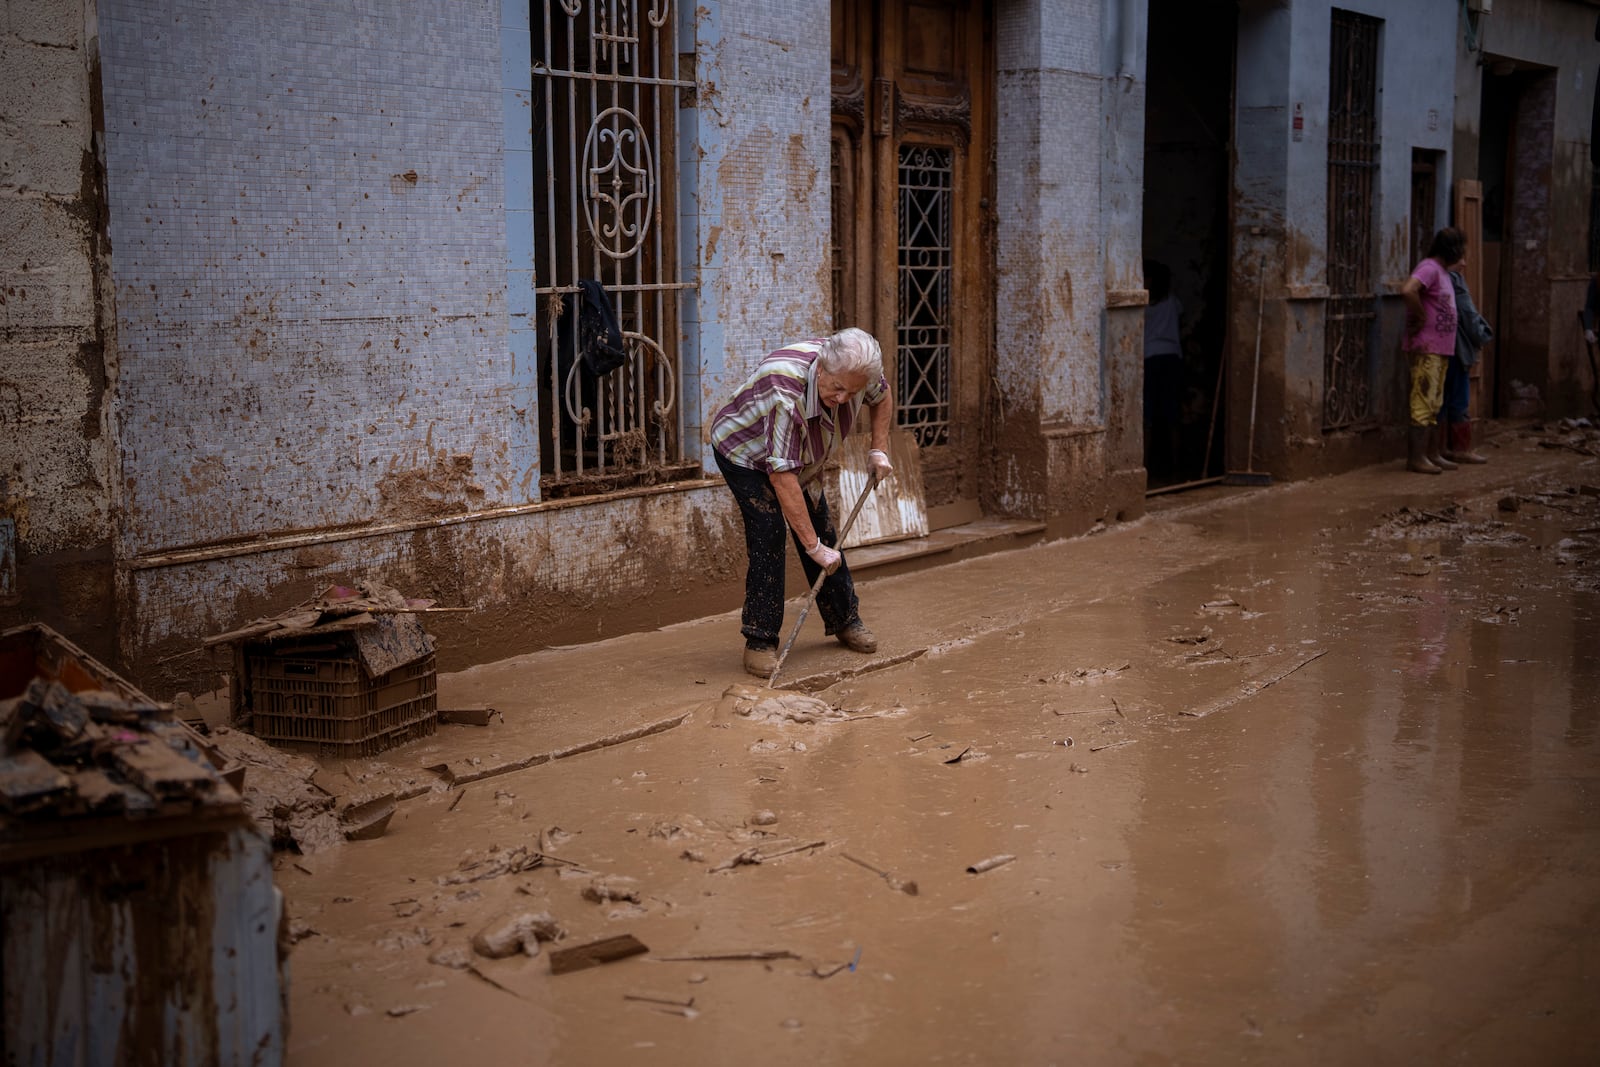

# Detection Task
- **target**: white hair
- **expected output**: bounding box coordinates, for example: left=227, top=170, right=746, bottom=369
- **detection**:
left=818, top=327, right=883, bottom=381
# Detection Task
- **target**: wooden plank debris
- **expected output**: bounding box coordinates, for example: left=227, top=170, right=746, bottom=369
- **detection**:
left=548, top=934, right=649, bottom=976
left=439, top=706, right=500, bottom=727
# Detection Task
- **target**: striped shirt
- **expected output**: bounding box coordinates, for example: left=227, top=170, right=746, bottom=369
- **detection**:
left=711, top=340, right=888, bottom=484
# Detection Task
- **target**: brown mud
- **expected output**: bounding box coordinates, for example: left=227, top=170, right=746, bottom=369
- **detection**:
left=279, top=424, right=1599, bottom=1065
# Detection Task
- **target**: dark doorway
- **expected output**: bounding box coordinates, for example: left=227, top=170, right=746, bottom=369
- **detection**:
left=1142, top=0, right=1236, bottom=491
left=1479, top=62, right=1557, bottom=417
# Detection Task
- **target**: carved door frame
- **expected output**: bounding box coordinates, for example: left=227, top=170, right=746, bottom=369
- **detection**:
left=831, top=0, right=995, bottom=520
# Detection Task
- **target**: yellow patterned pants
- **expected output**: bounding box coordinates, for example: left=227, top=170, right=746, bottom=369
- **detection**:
left=1408, top=352, right=1448, bottom=428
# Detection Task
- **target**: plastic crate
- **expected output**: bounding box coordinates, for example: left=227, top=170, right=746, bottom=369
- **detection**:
left=245, top=651, right=437, bottom=759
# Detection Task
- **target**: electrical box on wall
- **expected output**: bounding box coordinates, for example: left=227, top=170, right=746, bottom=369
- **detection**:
left=1466, top=0, right=1492, bottom=13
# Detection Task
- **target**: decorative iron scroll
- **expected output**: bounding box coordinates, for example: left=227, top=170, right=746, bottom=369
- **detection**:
left=534, top=1, right=694, bottom=487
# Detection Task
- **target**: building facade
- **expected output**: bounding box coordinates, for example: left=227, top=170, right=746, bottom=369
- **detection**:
left=2, top=0, right=1595, bottom=694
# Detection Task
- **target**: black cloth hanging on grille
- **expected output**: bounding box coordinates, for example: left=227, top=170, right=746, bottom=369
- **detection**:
left=560, top=279, right=628, bottom=378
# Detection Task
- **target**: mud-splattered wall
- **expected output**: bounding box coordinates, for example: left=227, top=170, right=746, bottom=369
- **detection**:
left=0, top=0, right=118, bottom=660
left=993, top=0, right=1143, bottom=529
left=687, top=0, right=832, bottom=432
left=97, top=1, right=530, bottom=557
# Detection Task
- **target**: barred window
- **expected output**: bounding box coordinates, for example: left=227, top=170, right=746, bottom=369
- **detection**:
left=532, top=1, right=697, bottom=497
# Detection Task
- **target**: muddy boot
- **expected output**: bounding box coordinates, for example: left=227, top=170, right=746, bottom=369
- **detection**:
left=1407, top=426, right=1441, bottom=474
left=1445, top=421, right=1488, bottom=464
left=835, top=620, right=878, bottom=654
left=1426, top=425, right=1457, bottom=471
left=743, top=643, right=777, bottom=679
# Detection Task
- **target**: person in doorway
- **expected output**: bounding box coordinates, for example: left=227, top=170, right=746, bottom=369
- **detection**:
left=1142, top=260, right=1184, bottom=484
left=711, top=327, right=895, bottom=679
left=1439, top=264, right=1493, bottom=464
left=1400, top=227, right=1466, bottom=475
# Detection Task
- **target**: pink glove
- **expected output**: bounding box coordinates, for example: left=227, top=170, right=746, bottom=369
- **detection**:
left=803, top=538, right=842, bottom=574
left=867, top=448, right=894, bottom=480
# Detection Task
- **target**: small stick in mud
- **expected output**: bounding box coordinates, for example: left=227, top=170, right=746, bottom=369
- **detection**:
left=840, top=852, right=919, bottom=895
left=624, top=992, right=696, bottom=1009
left=966, top=854, right=1016, bottom=875
left=447, top=789, right=466, bottom=813
left=657, top=950, right=801, bottom=962
left=1089, top=739, right=1137, bottom=753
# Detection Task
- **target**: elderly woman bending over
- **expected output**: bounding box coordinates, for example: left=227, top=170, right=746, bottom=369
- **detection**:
left=710, top=327, right=895, bottom=678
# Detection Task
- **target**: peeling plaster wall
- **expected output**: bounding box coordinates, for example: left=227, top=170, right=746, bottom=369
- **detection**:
left=97, top=1, right=530, bottom=558
left=689, top=0, right=832, bottom=448
left=0, top=0, right=119, bottom=660
left=994, top=0, right=1114, bottom=519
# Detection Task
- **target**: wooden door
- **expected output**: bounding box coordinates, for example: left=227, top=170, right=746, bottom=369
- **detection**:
left=831, top=0, right=994, bottom=521
left=1454, top=178, right=1490, bottom=419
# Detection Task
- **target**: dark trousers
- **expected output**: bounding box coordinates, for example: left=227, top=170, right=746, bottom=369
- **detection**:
left=1439, top=354, right=1472, bottom=425
left=715, top=449, right=859, bottom=648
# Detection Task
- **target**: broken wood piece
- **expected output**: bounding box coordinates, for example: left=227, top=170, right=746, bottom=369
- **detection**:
left=710, top=838, right=826, bottom=873
left=908, top=732, right=932, bottom=742
left=966, top=854, right=1016, bottom=875
left=757, top=839, right=825, bottom=862
left=943, top=746, right=972, bottom=764
left=1180, top=648, right=1329, bottom=719
left=624, top=992, right=696, bottom=1009
left=341, top=793, right=397, bottom=841
left=104, top=737, right=217, bottom=798
left=0, top=750, right=72, bottom=813
left=439, top=705, right=499, bottom=727
left=447, top=789, right=466, bottom=813
left=656, top=949, right=800, bottom=963
left=1088, top=739, right=1138, bottom=753
left=840, top=851, right=918, bottom=895
left=548, top=933, right=649, bottom=975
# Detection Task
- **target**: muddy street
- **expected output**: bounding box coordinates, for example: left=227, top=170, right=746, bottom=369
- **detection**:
left=277, top=427, right=1600, bottom=1066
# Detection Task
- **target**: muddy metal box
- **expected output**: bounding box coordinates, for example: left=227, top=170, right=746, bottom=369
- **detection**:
left=0, top=623, right=285, bottom=1067
left=242, top=632, right=438, bottom=758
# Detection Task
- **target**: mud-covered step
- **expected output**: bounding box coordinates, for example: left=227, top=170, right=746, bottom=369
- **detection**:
left=847, top=517, right=1046, bottom=573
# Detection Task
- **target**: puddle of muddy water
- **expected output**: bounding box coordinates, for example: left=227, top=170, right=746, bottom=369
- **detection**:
left=283, top=457, right=1600, bottom=1065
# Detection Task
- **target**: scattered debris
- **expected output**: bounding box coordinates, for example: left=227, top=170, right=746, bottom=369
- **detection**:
left=429, top=946, right=472, bottom=970
left=1181, top=648, right=1329, bottom=719
left=1089, top=739, right=1138, bottom=753
left=966, top=854, right=1016, bottom=875
left=1498, top=495, right=1520, bottom=513
left=718, top=684, right=850, bottom=724
left=943, top=746, right=973, bottom=764
left=471, top=910, right=564, bottom=959
left=1167, top=630, right=1214, bottom=646
left=624, top=992, right=696, bottom=1009
left=438, top=844, right=543, bottom=885
left=908, top=732, right=933, bottom=742
left=841, top=852, right=918, bottom=895
left=340, top=793, right=396, bottom=841
left=749, top=809, right=779, bottom=827
left=657, top=949, right=800, bottom=963
left=581, top=876, right=643, bottom=904
left=439, top=706, right=500, bottom=727
left=709, top=839, right=825, bottom=873
left=549, top=933, right=649, bottom=975
left=385, top=1004, right=428, bottom=1018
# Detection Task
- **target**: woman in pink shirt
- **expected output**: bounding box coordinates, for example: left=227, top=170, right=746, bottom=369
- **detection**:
left=1399, top=227, right=1466, bottom=475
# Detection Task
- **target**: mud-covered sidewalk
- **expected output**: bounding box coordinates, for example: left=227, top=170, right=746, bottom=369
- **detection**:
left=278, top=423, right=1600, bottom=1066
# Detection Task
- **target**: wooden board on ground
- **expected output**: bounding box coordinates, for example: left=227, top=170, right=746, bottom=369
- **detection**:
left=828, top=429, right=929, bottom=549
left=548, top=933, right=649, bottom=975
